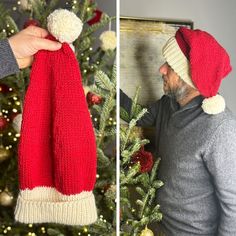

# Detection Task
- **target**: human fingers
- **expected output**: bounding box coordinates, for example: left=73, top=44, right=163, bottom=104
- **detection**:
left=23, top=26, right=49, bottom=38
left=33, top=37, right=62, bottom=51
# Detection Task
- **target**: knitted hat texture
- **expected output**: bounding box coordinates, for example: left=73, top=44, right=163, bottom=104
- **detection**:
left=14, top=9, right=97, bottom=225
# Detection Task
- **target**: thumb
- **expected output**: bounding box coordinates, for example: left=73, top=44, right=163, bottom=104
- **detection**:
left=34, top=38, right=62, bottom=51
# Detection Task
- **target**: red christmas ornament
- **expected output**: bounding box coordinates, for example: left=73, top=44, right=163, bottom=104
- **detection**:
left=0, top=116, right=8, bottom=131
left=131, top=148, right=154, bottom=173
left=0, top=84, right=10, bottom=94
left=86, top=92, right=102, bottom=106
left=87, top=9, right=103, bottom=25
left=23, top=19, right=40, bottom=29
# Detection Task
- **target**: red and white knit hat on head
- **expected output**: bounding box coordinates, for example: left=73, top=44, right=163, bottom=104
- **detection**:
left=162, top=27, right=232, bottom=115
left=14, top=9, right=97, bottom=225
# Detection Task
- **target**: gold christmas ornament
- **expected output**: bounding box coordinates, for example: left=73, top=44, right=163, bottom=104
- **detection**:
left=0, top=145, right=11, bottom=162
left=0, top=189, right=14, bottom=206
left=140, top=226, right=154, bottom=236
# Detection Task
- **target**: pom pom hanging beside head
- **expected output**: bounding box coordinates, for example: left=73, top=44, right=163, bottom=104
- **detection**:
left=47, top=9, right=83, bottom=44
left=201, top=94, right=225, bottom=115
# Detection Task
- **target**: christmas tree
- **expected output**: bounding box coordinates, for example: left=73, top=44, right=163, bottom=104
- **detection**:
left=0, top=0, right=116, bottom=235
left=120, top=88, right=163, bottom=236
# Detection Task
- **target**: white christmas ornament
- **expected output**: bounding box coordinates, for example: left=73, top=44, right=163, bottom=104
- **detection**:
left=12, top=113, right=22, bottom=133
left=83, top=86, right=91, bottom=96
left=19, top=0, right=34, bottom=10
left=47, top=9, right=83, bottom=44
left=99, top=31, right=116, bottom=51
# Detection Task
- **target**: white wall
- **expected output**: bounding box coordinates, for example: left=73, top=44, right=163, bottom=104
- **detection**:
left=121, top=0, right=236, bottom=114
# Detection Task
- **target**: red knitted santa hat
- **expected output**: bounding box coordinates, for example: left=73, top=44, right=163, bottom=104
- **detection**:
left=162, top=27, right=232, bottom=114
left=14, top=9, right=97, bottom=225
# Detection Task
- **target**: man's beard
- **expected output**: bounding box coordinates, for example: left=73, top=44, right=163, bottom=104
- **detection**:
left=165, top=82, right=189, bottom=101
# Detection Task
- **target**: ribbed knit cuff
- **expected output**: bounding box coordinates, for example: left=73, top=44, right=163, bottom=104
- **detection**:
left=162, top=37, right=196, bottom=89
left=14, top=187, right=97, bottom=225
left=0, top=39, right=20, bottom=79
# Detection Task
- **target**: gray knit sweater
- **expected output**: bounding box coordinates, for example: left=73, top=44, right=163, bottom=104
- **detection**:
left=0, top=39, right=19, bottom=79
left=120, top=90, right=236, bottom=236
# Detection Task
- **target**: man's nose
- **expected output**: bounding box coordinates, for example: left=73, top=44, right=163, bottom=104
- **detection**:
left=159, top=62, right=168, bottom=75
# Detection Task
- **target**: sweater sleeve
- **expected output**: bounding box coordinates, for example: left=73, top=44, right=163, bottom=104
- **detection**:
left=120, top=89, right=161, bottom=127
left=203, top=119, right=236, bottom=236
left=0, top=39, right=20, bottom=79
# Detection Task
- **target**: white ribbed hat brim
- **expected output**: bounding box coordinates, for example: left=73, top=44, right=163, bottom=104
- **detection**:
left=162, top=37, right=196, bottom=89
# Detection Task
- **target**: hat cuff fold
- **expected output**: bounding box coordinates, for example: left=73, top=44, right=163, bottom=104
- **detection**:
left=201, top=94, right=225, bottom=115
left=14, top=187, right=97, bottom=225
left=162, top=37, right=197, bottom=89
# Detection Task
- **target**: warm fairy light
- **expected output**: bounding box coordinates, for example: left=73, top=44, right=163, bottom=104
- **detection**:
left=8, top=132, right=12, bottom=136
left=96, top=174, right=99, bottom=178
left=12, top=109, right=18, bottom=113
left=15, top=134, right=20, bottom=137
left=17, top=1, right=21, bottom=4
left=13, top=138, right=17, bottom=142
left=13, top=97, right=18, bottom=101
left=41, top=227, right=46, bottom=233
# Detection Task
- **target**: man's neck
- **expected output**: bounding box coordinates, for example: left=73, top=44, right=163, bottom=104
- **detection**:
left=177, top=90, right=201, bottom=107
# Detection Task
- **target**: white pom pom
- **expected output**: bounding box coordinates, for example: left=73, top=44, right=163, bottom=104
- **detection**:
left=12, top=113, right=22, bottom=133
left=99, top=31, right=117, bottom=51
left=201, top=94, right=225, bottom=115
left=47, top=9, right=83, bottom=43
